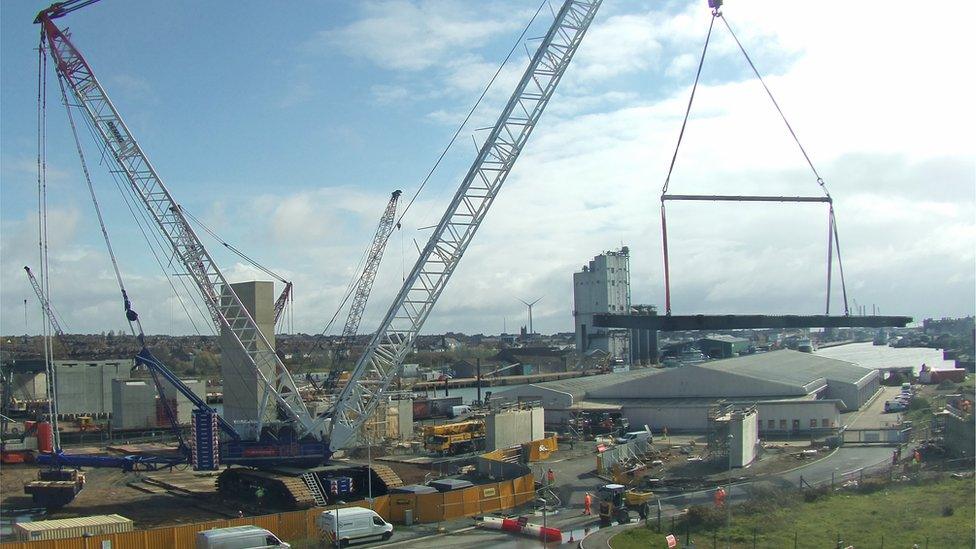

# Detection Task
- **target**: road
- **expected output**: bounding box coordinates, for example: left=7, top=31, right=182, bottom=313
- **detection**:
left=380, top=445, right=896, bottom=549
left=844, top=386, right=903, bottom=430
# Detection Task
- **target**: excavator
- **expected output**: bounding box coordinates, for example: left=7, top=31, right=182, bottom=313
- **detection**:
left=32, top=0, right=602, bottom=509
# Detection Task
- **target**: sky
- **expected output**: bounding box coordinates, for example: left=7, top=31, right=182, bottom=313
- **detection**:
left=1, top=0, right=973, bottom=338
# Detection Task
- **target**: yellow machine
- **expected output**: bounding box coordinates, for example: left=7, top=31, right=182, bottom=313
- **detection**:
left=598, top=483, right=653, bottom=526
left=423, top=420, right=486, bottom=455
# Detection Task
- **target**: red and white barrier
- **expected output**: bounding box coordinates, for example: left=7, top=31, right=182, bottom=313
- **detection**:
left=478, top=516, right=563, bottom=543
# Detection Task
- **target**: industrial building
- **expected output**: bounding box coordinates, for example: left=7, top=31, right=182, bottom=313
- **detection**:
left=698, top=334, right=751, bottom=358
left=497, top=351, right=878, bottom=435
left=586, top=350, right=878, bottom=434
left=493, top=368, right=661, bottom=430
left=573, top=247, right=631, bottom=360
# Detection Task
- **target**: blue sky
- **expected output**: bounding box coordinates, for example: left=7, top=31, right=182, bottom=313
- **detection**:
left=2, top=1, right=973, bottom=337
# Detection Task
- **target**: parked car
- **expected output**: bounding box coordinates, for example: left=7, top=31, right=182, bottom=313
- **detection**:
left=884, top=400, right=907, bottom=413
left=195, top=526, right=289, bottom=549
left=615, top=430, right=653, bottom=445
left=317, top=506, right=392, bottom=547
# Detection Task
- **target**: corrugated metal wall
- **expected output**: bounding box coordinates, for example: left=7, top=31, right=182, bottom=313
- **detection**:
left=0, top=473, right=536, bottom=549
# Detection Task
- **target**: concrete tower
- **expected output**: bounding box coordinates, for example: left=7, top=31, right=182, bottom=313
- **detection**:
left=573, top=247, right=630, bottom=358
left=219, top=281, right=275, bottom=438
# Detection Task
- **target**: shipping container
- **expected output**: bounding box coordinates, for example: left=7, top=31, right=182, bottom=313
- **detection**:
left=14, top=514, right=133, bottom=541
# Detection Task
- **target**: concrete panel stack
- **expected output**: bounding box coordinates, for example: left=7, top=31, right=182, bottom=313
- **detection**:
left=486, top=406, right=546, bottom=451
left=157, top=379, right=207, bottom=425
left=219, top=281, right=275, bottom=440
left=111, top=380, right=157, bottom=430
left=55, top=360, right=131, bottom=416
left=10, top=372, right=46, bottom=402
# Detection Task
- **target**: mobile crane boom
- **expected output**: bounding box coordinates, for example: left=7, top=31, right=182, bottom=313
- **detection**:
left=340, top=190, right=401, bottom=341
left=324, top=0, right=602, bottom=452
left=36, top=4, right=317, bottom=442
left=24, top=266, right=66, bottom=340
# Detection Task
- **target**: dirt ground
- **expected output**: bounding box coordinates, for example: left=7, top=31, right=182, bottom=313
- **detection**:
left=1, top=457, right=432, bottom=532
left=1, top=464, right=231, bottom=529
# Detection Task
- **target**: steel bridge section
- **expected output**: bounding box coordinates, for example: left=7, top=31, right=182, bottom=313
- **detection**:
left=40, top=17, right=315, bottom=439
left=592, top=314, right=912, bottom=331
left=324, top=0, right=603, bottom=451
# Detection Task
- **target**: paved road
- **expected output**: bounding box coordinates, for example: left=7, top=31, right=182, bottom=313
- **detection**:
left=380, top=445, right=896, bottom=549
left=845, top=386, right=903, bottom=429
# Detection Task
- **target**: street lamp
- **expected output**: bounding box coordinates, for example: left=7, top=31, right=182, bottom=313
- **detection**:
left=727, top=433, right=734, bottom=549
left=540, top=497, right=548, bottom=549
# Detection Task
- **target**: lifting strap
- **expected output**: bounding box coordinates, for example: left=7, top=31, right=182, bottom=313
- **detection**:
left=659, top=3, right=849, bottom=316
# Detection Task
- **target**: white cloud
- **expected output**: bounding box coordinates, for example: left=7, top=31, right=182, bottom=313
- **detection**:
left=306, top=0, right=521, bottom=72
left=4, top=1, right=973, bottom=337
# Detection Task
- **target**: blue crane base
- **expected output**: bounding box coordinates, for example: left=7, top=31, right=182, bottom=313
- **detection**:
left=223, top=439, right=332, bottom=468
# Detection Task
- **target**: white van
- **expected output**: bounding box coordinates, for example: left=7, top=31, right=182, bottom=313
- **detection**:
left=616, top=427, right=653, bottom=445
left=195, top=526, right=289, bottom=549
left=450, top=405, right=472, bottom=418
left=317, top=506, right=393, bottom=547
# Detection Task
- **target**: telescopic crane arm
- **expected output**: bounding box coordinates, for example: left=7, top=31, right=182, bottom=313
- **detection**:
left=36, top=5, right=317, bottom=441
left=323, top=0, right=602, bottom=452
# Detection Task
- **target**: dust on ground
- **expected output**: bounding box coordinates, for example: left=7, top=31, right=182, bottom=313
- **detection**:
left=1, top=464, right=230, bottom=529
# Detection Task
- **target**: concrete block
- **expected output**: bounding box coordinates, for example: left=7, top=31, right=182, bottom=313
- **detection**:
left=112, top=380, right=156, bottom=430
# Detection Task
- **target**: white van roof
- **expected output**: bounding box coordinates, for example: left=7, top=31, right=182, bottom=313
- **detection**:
left=321, top=506, right=378, bottom=519
left=198, top=526, right=270, bottom=538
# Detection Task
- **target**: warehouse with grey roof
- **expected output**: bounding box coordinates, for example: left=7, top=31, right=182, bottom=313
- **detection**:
left=497, top=350, right=879, bottom=435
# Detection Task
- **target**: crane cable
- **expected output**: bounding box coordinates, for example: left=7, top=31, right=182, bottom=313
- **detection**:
left=394, top=0, right=548, bottom=228
left=55, top=72, right=146, bottom=339
left=318, top=0, right=548, bottom=340
left=36, top=32, right=61, bottom=452
left=181, top=208, right=289, bottom=285
left=56, top=70, right=207, bottom=336
left=659, top=6, right=849, bottom=316
left=63, top=61, right=212, bottom=334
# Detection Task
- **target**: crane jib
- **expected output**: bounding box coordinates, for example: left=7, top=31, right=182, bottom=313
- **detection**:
left=38, top=10, right=320, bottom=444
left=324, top=0, right=603, bottom=453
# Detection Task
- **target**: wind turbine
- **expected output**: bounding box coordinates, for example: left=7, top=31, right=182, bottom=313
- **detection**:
left=518, top=297, right=543, bottom=335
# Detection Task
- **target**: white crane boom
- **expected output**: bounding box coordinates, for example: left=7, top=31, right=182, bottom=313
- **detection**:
left=324, top=0, right=602, bottom=452
left=37, top=8, right=317, bottom=440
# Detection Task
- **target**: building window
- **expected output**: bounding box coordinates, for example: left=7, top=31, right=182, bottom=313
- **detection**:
left=809, top=419, right=817, bottom=428
left=779, top=419, right=787, bottom=430
left=822, top=418, right=830, bottom=428
left=767, top=419, right=775, bottom=430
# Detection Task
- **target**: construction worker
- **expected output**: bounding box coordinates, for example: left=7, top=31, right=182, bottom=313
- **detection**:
left=546, top=468, right=555, bottom=486
left=583, top=492, right=592, bottom=515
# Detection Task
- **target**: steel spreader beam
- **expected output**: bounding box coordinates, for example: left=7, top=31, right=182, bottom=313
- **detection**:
left=324, top=0, right=603, bottom=452
left=38, top=13, right=316, bottom=439
left=662, top=194, right=831, bottom=203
